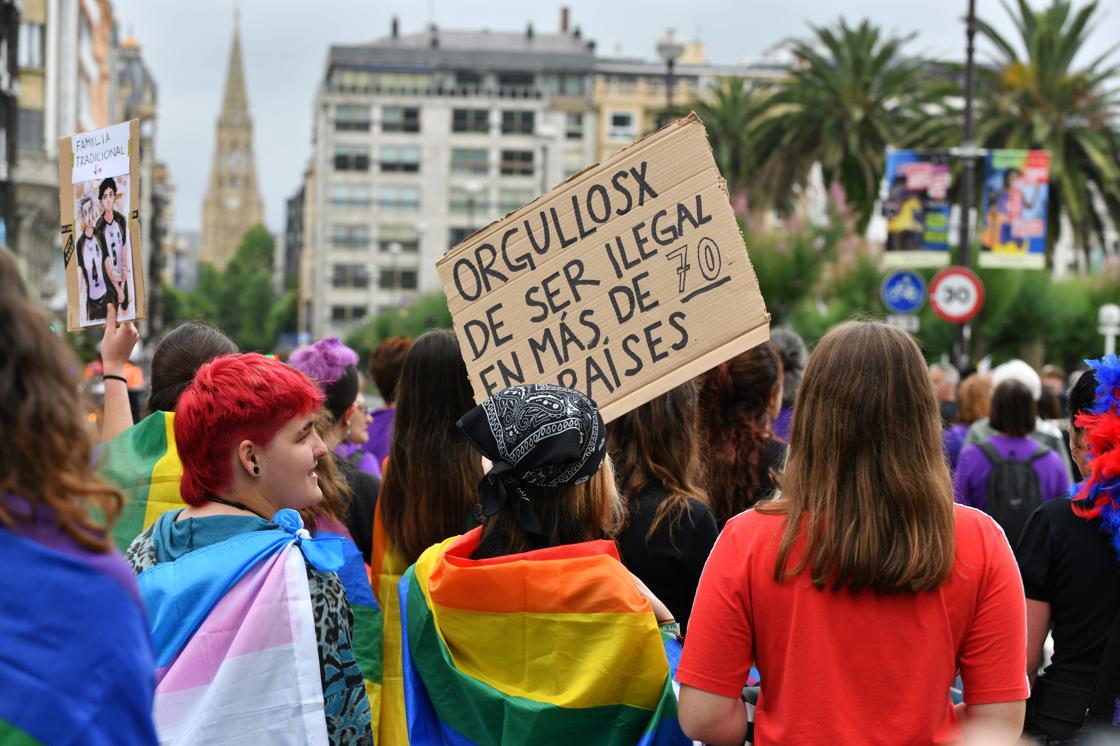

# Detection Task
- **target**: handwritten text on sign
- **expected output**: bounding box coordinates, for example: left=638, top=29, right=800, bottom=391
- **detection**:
left=436, top=114, right=770, bottom=422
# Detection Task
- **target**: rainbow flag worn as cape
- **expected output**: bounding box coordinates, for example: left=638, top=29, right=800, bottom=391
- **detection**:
left=99, top=410, right=185, bottom=553
left=0, top=524, right=158, bottom=745
left=398, top=527, right=692, bottom=745
left=99, top=411, right=385, bottom=717
left=137, top=509, right=347, bottom=744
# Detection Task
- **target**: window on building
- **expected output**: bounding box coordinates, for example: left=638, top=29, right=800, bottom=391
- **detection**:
left=501, top=110, right=535, bottom=135
left=450, top=187, right=488, bottom=215
left=455, top=70, right=483, bottom=88
left=609, top=112, right=636, bottom=140
left=335, top=105, right=371, bottom=132
left=448, top=227, right=476, bottom=249
left=16, top=108, right=44, bottom=153
left=332, top=68, right=373, bottom=93
left=544, top=74, right=586, bottom=96
left=18, top=23, right=45, bottom=68
left=497, top=71, right=534, bottom=89
left=379, top=267, right=419, bottom=290
left=565, top=112, right=584, bottom=140
left=334, top=145, right=370, bottom=171
left=378, top=185, right=420, bottom=211
left=452, top=109, right=489, bottom=134
left=332, top=263, right=371, bottom=289
left=331, top=305, right=369, bottom=323
left=379, top=225, right=420, bottom=254
left=499, top=150, right=534, bottom=176
left=330, top=183, right=371, bottom=209
left=450, top=148, right=488, bottom=175
left=382, top=106, right=420, bottom=133
left=331, top=224, right=370, bottom=249
left=379, top=145, right=420, bottom=173
left=498, top=188, right=534, bottom=213
left=378, top=72, right=431, bottom=92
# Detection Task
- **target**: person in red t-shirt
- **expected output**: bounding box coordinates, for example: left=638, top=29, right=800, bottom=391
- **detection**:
left=677, top=321, right=1029, bottom=745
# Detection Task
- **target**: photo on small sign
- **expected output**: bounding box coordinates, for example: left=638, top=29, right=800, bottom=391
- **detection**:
left=59, top=119, right=144, bottom=331
left=73, top=174, right=134, bottom=327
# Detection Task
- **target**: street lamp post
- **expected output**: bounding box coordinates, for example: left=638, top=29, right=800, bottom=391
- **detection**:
left=463, top=179, right=484, bottom=231
left=955, top=0, right=978, bottom=370
left=656, top=30, right=686, bottom=126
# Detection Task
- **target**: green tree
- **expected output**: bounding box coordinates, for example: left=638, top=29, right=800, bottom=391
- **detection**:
left=754, top=19, right=956, bottom=227
left=974, top=0, right=1120, bottom=265
left=692, top=79, right=770, bottom=199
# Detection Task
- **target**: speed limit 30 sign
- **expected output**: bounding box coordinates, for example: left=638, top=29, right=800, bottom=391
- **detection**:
left=929, top=267, right=984, bottom=323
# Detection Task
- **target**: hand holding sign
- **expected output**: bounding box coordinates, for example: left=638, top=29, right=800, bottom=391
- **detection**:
left=437, top=114, right=770, bottom=422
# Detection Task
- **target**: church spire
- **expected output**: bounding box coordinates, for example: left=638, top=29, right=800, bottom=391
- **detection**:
left=219, top=10, right=249, bottom=127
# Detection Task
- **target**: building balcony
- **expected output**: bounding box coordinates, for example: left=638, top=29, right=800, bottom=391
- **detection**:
left=326, top=82, right=546, bottom=101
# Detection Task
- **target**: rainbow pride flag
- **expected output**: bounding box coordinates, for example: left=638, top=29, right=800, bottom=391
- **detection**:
left=0, top=523, right=157, bottom=745
left=398, top=527, right=691, bottom=745
left=371, top=498, right=410, bottom=745
left=138, top=510, right=348, bottom=744
left=98, top=410, right=185, bottom=552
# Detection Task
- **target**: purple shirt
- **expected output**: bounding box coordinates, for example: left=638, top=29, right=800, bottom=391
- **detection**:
left=363, top=407, right=395, bottom=466
left=773, top=405, right=793, bottom=443
left=953, top=435, right=1070, bottom=510
left=335, top=442, right=381, bottom=478
left=943, top=422, right=969, bottom=473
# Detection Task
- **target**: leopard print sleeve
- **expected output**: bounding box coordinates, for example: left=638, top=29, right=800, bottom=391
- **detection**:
left=306, top=566, right=373, bottom=745
left=124, top=524, right=158, bottom=575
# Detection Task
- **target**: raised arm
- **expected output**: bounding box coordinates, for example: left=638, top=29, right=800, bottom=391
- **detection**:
left=100, top=302, right=140, bottom=443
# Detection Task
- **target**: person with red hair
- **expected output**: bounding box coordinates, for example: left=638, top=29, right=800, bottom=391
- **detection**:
left=124, top=353, right=373, bottom=744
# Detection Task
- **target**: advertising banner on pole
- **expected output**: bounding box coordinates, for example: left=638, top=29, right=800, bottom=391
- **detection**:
left=881, top=149, right=952, bottom=269
left=978, top=149, right=1049, bottom=270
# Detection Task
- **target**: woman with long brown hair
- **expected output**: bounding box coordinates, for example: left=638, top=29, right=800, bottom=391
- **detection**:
left=371, top=329, right=482, bottom=746
left=610, top=381, right=717, bottom=633
left=0, top=252, right=157, bottom=744
left=677, top=321, right=1029, bottom=745
left=698, top=340, right=785, bottom=526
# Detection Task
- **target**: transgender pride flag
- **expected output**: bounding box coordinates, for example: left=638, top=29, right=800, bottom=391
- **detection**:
left=138, top=510, right=344, bottom=745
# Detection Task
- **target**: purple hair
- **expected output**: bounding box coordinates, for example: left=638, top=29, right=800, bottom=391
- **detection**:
left=289, top=338, right=359, bottom=387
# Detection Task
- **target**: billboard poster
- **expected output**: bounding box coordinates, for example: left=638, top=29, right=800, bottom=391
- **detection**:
left=978, top=149, right=1049, bottom=270
left=881, top=149, right=951, bottom=269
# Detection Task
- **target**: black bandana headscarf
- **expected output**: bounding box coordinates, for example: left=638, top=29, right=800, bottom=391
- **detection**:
left=456, top=384, right=607, bottom=537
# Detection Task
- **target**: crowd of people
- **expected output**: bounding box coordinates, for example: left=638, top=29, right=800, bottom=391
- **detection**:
left=2, top=247, right=1119, bottom=745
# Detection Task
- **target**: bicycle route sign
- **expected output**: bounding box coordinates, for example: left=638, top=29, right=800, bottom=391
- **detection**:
left=880, top=270, right=927, bottom=315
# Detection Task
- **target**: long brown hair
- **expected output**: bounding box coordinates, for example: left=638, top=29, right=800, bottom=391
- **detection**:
left=473, top=460, right=623, bottom=559
left=698, top=341, right=783, bottom=523
left=380, top=330, right=482, bottom=564
left=0, top=251, right=122, bottom=552
left=300, top=411, right=353, bottom=534
left=608, top=381, right=708, bottom=539
left=761, top=321, right=956, bottom=593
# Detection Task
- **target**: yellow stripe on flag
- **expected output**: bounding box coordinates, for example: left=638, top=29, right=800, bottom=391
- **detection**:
left=142, top=412, right=187, bottom=529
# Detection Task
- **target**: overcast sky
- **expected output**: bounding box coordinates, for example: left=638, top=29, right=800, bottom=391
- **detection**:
left=112, top=0, right=1118, bottom=234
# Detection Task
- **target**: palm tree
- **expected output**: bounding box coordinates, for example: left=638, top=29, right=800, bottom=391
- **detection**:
left=752, top=19, right=956, bottom=228
left=974, top=0, right=1120, bottom=266
left=692, top=78, right=771, bottom=202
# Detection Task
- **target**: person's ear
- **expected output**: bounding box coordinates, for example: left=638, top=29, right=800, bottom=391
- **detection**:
left=237, top=440, right=262, bottom=477
left=342, top=401, right=359, bottom=429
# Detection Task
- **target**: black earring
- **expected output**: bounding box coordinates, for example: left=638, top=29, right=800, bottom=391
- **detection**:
left=253, top=466, right=260, bottom=476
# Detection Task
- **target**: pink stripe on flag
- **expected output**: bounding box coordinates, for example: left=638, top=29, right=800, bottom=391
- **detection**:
left=156, top=548, right=299, bottom=694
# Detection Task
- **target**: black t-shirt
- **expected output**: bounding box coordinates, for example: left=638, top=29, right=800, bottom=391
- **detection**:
left=755, top=438, right=786, bottom=505
left=1016, top=499, right=1120, bottom=692
left=616, top=483, right=719, bottom=634
left=336, top=457, right=380, bottom=565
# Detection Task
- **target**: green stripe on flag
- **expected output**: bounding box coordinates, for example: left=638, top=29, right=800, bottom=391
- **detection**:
left=404, top=569, right=666, bottom=745
left=352, top=602, right=383, bottom=685
left=99, top=412, right=168, bottom=551
left=0, top=719, right=44, bottom=746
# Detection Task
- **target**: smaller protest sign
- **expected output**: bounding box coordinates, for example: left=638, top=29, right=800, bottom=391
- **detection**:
left=58, top=119, right=146, bottom=331
left=436, top=113, right=770, bottom=422
left=978, top=149, right=1049, bottom=270
left=881, top=150, right=951, bottom=269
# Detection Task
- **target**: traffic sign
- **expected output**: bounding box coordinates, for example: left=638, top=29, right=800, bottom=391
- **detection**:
left=886, top=314, right=921, bottom=333
left=881, top=270, right=927, bottom=314
left=929, top=267, right=984, bottom=323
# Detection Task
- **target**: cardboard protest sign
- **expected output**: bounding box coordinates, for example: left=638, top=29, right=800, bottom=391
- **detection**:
left=58, top=119, right=146, bottom=331
left=436, top=113, right=770, bottom=422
